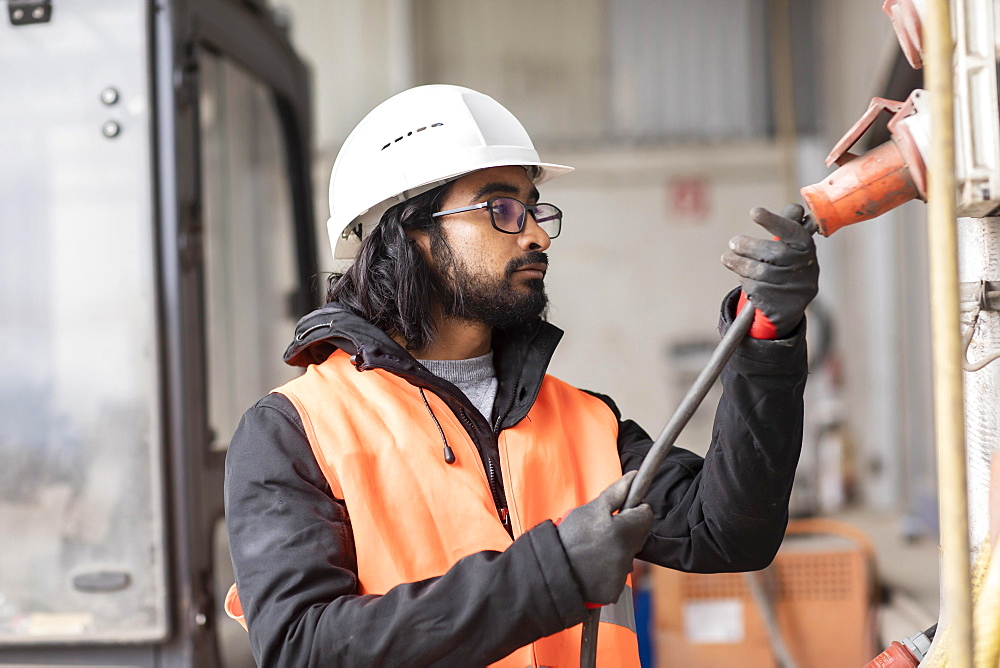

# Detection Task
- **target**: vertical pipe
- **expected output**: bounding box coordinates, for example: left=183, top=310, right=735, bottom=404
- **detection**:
left=386, top=0, right=415, bottom=94
left=925, top=0, right=974, bottom=665
left=768, top=0, right=798, bottom=206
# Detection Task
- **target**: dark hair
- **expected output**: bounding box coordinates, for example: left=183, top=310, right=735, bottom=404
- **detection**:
left=325, top=183, right=453, bottom=350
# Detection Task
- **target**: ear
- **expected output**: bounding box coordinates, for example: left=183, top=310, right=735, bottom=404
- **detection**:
left=406, top=227, right=432, bottom=258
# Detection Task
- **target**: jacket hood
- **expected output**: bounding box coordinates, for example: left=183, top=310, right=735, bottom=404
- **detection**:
left=284, top=304, right=400, bottom=367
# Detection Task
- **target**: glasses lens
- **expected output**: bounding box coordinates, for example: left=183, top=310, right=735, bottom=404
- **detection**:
left=532, top=204, right=562, bottom=239
left=489, top=198, right=525, bottom=233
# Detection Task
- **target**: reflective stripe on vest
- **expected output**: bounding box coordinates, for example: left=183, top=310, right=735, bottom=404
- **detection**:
left=225, top=349, right=640, bottom=667
left=601, top=585, right=637, bottom=633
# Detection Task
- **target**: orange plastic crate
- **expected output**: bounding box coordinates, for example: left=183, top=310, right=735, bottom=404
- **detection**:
left=653, top=518, right=878, bottom=667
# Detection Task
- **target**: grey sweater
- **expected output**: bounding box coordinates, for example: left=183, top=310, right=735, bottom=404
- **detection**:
left=418, top=351, right=498, bottom=421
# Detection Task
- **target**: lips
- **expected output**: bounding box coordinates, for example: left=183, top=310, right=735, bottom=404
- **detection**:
left=512, top=262, right=548, bottom=278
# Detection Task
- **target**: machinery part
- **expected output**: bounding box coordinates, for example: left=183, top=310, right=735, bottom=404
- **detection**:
left=885, top=0, right=1000, bottom=217
left=961, top=280, right=1000, bottom=372
left=953, top=0, right=1000, bottom=217
left=7, top=0, right=52, bottom=26
left=326, top=84, right=573, bottom=261
left=866, top=641, right=920, bottom=667
left=863, top=625, right=935, bottom=667
left=800, top=91, right=929, bottom=237
left=959, top=280, right=1000, bottom=313
left=882, top=0, right=925, bottom=69
left=801, top=140, right=920, bottom=237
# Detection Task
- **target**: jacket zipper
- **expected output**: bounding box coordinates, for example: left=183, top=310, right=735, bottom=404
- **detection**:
left=459, top=408, right=510, bottom=531
left=351, top=348, right=512, bottom=533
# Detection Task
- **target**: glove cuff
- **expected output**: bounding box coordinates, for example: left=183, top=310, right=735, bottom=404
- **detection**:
left=737, top=291, right=778, bottom=340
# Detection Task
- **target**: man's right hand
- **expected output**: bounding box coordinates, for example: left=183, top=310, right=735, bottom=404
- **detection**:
left=556, top=471, right=653, bottom=605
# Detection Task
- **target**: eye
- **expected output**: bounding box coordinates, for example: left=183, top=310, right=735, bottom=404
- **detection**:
left=491, top=200, right=513, bottom=217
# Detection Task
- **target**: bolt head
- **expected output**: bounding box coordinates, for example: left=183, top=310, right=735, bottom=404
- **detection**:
left=101, top=88, right=120, bottom=105
left=12, top=8, right=24, bottom=20
left=31, top=6, right=45, bottom=19
left=102, top=121, right=121, bottom=138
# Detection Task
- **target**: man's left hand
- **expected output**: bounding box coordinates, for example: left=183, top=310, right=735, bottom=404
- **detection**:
left=721, top=204, right=819, bottom=338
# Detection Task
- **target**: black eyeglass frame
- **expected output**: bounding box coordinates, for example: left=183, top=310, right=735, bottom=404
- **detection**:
left=431, top=197, right=562, bottom=239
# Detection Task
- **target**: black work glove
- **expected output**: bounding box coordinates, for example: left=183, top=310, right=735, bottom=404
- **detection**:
left=721, top=203, right=819, bottom=338
left=556, top=471, right=653, bottom=605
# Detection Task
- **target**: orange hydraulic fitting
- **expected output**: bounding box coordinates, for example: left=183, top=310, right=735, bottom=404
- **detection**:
left=801, top=91, right=929, bottom=236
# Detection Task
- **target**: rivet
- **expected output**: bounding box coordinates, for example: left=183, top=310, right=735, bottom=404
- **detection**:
left=194, top=612, right=207, bottom=626
left=12, top=8, right=24, bottom=20
left=102, top=121, right=121, bottom=138
left=101, top=88, right=120, bottom=105
left=32, top=6, right=45, bottom=19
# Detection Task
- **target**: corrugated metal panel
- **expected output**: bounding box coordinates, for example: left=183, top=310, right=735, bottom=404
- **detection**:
left=609, top=0, right=772, bottom=141
left=413, top=0, right=606, bottom=145
left=415, top=0, right=777, bottom=144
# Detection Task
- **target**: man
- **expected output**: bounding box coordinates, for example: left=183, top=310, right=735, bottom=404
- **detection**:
left=224, top=85, right=817, bottom=667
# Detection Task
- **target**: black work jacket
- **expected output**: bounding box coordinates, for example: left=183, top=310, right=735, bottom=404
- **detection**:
left=225, top=288, right=809, bottom=666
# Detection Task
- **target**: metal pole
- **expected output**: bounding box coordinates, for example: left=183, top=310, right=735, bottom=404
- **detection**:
left=623, top=304, right=758, bottom=510
left=925, top=0, right=974, bottom=664
left=579, top=304, right=757, bottom=667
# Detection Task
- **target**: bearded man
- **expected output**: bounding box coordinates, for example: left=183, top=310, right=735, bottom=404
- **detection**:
left=223, top=85, right=817, bottom=667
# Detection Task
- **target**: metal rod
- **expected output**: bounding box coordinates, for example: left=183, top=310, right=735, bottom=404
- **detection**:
left=624, top=303, right=757, bottom=510
left=579, top=607, right=601, bottom=668
left=579, top=303, right=756, bottom=666
left=925, top=0, right=974, bottom=663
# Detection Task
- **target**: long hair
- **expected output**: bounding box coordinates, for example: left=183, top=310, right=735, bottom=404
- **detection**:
left=325, top=183, right=453, bottom=350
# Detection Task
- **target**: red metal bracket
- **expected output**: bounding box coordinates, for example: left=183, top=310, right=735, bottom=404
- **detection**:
left=825, top=97, right=906, bottom=167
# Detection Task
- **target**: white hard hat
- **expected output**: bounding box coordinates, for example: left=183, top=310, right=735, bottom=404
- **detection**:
left=327, top=84, right=574, bottom=262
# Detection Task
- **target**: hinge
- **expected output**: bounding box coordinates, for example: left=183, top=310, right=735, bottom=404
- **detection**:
left=8, top=0, right=52, bottom=25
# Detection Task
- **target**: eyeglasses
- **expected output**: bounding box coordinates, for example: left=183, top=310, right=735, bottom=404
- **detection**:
left=431, top=197, right=562, bottom=239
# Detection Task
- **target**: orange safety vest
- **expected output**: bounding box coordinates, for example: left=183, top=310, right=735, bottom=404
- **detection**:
left=226, top=349, right=640, bottom=667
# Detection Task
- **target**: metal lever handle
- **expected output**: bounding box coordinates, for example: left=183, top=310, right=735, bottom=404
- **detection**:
left=580, top=214, right=817, bottom=668
left=578, top=304, right=756, bottom=668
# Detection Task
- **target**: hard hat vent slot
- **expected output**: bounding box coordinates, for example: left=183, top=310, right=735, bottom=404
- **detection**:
left=380, top=123, right=446, bottom=150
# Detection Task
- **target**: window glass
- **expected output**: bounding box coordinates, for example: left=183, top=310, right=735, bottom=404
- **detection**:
left=0, top=0, right=166, bottom=642
left=200, top=53, right=301, bottom=451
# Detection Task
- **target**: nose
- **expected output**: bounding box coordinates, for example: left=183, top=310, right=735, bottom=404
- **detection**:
left=519, top=211, right=552, bottom=252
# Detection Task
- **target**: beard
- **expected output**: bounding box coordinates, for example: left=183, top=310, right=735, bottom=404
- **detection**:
left=429, top=233, right=548, bottom=329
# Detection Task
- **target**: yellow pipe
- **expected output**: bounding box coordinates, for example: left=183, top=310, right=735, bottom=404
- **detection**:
left=768, top=0, right=798, bottom=206
left=925, top=0, right=974, bottom=665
